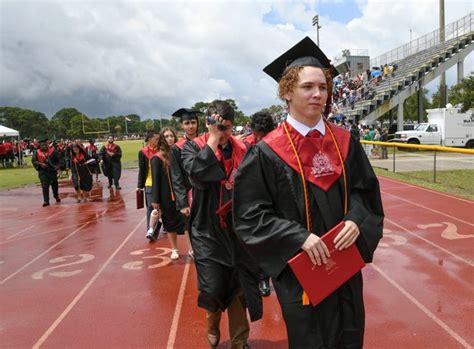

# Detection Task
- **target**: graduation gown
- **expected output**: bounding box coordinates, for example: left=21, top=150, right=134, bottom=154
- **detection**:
left=150, top=153, right=185, bottom=234
left=181, top=135, right=262, bottom=321
left=71, top=153, right=93, bottom=191
left=170, top=137, right=193, bottom=211
left=99, top=143, right=122, bottom=182
left=233, top=122, right=384, bottom=348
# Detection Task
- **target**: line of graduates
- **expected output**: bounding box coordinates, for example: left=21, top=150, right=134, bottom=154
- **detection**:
left=32, top=137, right=122, bottom=206
left=135, top=36, right=384, bottom=349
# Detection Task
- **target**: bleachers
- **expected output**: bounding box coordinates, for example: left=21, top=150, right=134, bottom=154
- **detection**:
left=338, top=18, right=474, bottom=123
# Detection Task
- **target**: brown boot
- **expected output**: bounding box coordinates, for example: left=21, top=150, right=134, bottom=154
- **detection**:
left=207, top=311, right=222, bottom=348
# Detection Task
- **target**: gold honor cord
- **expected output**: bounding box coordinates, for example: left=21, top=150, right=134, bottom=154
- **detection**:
left=166, top=165, right=176, bottom=202
left=282, top=120, right=348, bottom=306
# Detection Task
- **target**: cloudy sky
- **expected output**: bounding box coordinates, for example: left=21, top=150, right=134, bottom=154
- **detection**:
left=1, top=0, right=473, bottom=119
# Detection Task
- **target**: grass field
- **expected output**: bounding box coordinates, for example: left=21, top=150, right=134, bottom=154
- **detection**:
left=1, top=140, right=473, bottom=201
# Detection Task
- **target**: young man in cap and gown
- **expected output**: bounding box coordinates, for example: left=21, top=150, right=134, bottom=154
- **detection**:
left=181, top=100, right=262, bottom=349
left=32, top=139, right=61, bottom=207
left=169, top=108, right=202, bottom=257
left=99, top=136, right=122, bottom=189
left=233, top=37, right=384, bottom=348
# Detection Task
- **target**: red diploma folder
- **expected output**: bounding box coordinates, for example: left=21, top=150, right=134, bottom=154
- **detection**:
left=136, top=190, right=144, bottom=210
left=288, top=221, right=365, bottom=306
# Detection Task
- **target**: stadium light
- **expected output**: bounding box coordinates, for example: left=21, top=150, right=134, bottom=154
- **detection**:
left=312, top=15, right=322, bottom=46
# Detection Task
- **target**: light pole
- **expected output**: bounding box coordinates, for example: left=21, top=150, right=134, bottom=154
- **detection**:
left=312, top=15, right=322, bottom=46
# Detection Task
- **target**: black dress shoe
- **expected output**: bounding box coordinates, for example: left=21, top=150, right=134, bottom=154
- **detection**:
left=55, top=197, right=61, bottom=203
left=259, top=278, right=271, bottom=297
left=42, top=202, right=50, bottom=207
left=116, top=186, right=122, bottom=190
left=107, top=184, right=112, bottom=189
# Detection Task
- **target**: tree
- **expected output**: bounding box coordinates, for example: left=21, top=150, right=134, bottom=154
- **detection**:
left=145, top=120, right=155, bottom=131
left=0, top=107, right=49, bottom=139
left=448, top=74, right=473, bottom=112
left=51, top=108, right=83, bottom=138
left=403, top=88, right=431, bottom=122
left=114, top=125, right=122, bottom=134
left=430, top=74, right=473, bottom=112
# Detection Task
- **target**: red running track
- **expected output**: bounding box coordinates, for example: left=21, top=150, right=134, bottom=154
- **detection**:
left=0, top=170, right=473, bottom=348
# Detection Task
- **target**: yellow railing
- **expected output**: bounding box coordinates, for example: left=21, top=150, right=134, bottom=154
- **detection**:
left=359, top=140, right=473, bottom=182
left=360, top=140, right=474, bottom=154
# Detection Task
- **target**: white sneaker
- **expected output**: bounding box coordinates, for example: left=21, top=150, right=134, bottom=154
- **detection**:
left=170, top=249, right=179, bottom=260
left=146, top=228, right=154, bottom=240
left=188, top=250, right=194, bottom=259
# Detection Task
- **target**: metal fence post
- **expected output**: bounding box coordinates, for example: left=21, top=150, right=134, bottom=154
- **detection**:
left=433, top=151, right=437, bottom=183
left=393, top=146, right=396, bottom=173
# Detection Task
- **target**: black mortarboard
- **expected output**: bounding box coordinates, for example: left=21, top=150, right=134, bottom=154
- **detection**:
left=263, top=36, right=337, bottom=82
left=172, top=108, right=201, bottom=121
left=39, top=138, right=50, bottom=144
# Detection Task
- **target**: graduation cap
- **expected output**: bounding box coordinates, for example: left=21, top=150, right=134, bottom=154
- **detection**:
left=39, top=138, right=50, bottom=144
left=172, top=108, right=202, bottom=121
left=263, top=36, right=338, bottom=82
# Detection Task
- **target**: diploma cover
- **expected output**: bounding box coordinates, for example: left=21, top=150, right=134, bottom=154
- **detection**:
left=288, top=221, right=365, bottom=306
left=136, top=190, right=144, bottom=210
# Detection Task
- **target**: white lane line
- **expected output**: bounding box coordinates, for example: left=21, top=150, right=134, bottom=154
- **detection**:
left=382, top=191, right=474, bottom=226
left=166, top=258, right=192, bottom=349
left=45, top=208, right=67, bottom=221
left=32, top=217, right=146, bottom=349
left=371, top=263, right=472, bottom=349
left=385, top=218, right=474, bottom=267
left=379, top=176, right=474, bottom=204
left=0, top=222, right=91, bottom=285
left=6, top=225, right=34, bottom=240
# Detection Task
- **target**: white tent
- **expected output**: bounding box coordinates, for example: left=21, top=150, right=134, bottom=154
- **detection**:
left=0, top=125, right=19, bottom=137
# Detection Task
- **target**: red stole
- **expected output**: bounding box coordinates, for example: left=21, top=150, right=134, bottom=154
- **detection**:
left=243, top=134, right=256, bottom=146
left=263, top=121, right=350, bottom=191
left=105, top=143, right=117, bottom=154
left=72, top=152, right=85, bottom=164
left=174, top=137, right=187, bottom=150
left=86, top=144, right=97, bottom=153
left=36, top=148, right=54, bottom=163
left=142, top=146, right=158, bottom=160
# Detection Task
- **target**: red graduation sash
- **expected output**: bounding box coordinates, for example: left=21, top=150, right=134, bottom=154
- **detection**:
left=263, top=121, right=350, bottom=191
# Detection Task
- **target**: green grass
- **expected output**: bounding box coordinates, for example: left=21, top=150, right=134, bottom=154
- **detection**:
left=374, top=168, right=474, bottom=200
left=0, top=140, right=143, bottom=190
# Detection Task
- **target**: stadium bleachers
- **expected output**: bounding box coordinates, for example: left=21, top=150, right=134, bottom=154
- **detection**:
left=338, top=13, right=474, bottom=124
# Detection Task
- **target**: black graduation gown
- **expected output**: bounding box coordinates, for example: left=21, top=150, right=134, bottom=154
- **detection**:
left=170, top=138, right=192, bottom=211
left=181, top=139, right=262, bottom=322
left=98, top=144, right=122, bottom=182
left=71, top=154, right=93, bottom=191
left=150, top=154, right=185, bottom=234
left=32, top=149, right=60, bottom=202
left=233, top=130, right=384, bottom=348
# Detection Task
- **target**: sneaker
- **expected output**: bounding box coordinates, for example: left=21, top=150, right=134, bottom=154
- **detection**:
left=170, top=249, right=179, bottom=260
left=55, top=197, right=61, bottom=203
left=146, top=228, right=155, bottom=241
left=42, top=202, right=50, bottom=207
left=188, top=250, right=194, bottom=259
left=116, top=186, right=122, bottom=190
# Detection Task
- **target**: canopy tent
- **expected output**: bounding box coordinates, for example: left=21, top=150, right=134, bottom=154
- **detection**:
left=0, top=125, right=19, bottom=137
left=0, top=125, right=24, bottom=167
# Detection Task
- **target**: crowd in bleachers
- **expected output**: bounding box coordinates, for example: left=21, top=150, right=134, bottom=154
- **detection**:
left=331, top=63, right=398, bottom=116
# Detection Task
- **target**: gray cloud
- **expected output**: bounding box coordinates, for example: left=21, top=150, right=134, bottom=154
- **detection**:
left=1, top=0, right=472, bottom=119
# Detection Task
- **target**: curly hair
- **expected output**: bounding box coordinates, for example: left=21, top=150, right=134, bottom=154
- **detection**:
left=250, top=112, right=276, bottom=134
left=278, top=66, right=334, bottom=115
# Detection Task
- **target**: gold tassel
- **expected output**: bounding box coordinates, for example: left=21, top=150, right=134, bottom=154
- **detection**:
left=302, top=291, right=310, bottom=306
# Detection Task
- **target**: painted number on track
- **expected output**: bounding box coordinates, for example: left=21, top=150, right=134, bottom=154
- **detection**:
left=417, top=222, right=474, bottom=240
left=122, top=247, right=172, bottom=270
left=32, top=254, right=95, bottom=280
